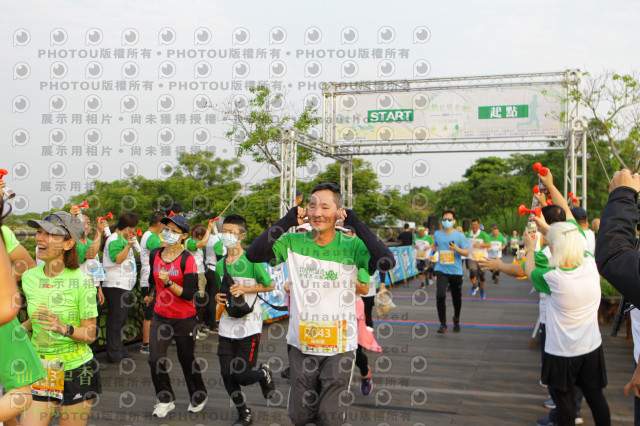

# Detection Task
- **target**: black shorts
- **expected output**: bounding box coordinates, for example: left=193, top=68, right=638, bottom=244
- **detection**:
left=217, top=334, right=261, bottom=369
left=417, top=260, right=427, bottom=272
left=541, top=345, right=607, bottom=392
left=32, top=358, right=102, bottom=406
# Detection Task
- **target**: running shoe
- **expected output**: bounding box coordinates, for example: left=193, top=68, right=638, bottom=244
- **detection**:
left=419, top=282, right=425, bottom=289
left=281, top=366, right=290, bottom=379
left=187, top=396, right=208, bottom=413
left=453, top=317, right=460, bottom=333
left=543, top=399, right=556, bottom=409
left=536, top=417, right=554, bottom=426
left=152, top=401, right=175, bottom=418
left=470, top=285, right=478, bottom=296
left=361, top=366, right=373, bottom=395
left=480, top=290, right=486, bottom=299
left=140, top=343, right=150, bottom=354
left=259, top=364, right=275, bottom=399
left=437, top=324, right=448, bottom=334
left=234, top=408, right=253, bottom=426
left=196, top=330, right=208, bottom=340
left=575, top=416, right=584, bottom=424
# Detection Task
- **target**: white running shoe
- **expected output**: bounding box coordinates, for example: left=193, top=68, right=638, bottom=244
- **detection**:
left=152, top=401, right=175, bottom=418
left=188, top=396, right=208, bottom=413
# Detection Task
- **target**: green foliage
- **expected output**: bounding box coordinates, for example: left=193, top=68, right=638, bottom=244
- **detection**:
left=225, top=85, right=321, bottom=171
left=600, top=277, right=621, bottom=297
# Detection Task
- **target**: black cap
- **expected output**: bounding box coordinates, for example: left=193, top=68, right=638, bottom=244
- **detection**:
left=161, top=215, right=190, bottom=233
left=296, top=190, right=302, bottom=197
left=570, top=207, right=588, bottom=221
left=491, top=224, right=498, bottom=228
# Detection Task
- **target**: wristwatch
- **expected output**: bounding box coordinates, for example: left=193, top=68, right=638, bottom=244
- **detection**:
left=65, top=324, right=74, bottom=337
left=164, top=279, right=174, bottom=289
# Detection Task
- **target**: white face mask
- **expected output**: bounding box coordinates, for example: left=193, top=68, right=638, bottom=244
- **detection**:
left=162, top=229, right=181, bottom=246
left=220, top=233, right=239, bottom=249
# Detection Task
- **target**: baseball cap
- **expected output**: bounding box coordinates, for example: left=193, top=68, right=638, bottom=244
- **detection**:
left=491, top=224, right=498, bottom=228
left=161, top=215, right=190, bottom=233
left=296, top=190, right=302, bottom=197
left=27, top=211, right=85, bottom=242
left=570, top=207, right=588, bottom=221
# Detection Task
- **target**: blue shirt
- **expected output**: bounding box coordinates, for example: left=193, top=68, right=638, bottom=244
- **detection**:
left=433, top=229, right=469, bottom=275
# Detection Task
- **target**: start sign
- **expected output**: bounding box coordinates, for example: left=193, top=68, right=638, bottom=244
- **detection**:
left=367, top=109, right=414, bottom=123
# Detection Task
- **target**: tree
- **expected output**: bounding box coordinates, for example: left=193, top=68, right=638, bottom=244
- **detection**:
left=570, top=71, right=640, bottom=172
left=223, top=85, right=320, bottom=173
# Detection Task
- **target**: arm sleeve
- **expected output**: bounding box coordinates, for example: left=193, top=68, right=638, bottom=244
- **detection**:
left=108, top=237, right=127, bottom=262
left=186, top=238, right=197, bottom=251
left=146, top=233, right=162, bottom=250
left=595, top=186, right=640, bottom=306
left=178, top=255, right=198, bottom=300
left=344, top=209, right=395, bottom=272
left=531, top=267, right=553, bottom=295
left=357, top=268, right=371, bottom=283
left=254, top=262, right=273, bottom=287
left=213, top=239, right=224, bottom=257
left=245, top=207, right=299, bottom=264
left=76, top=241, right=89, bottom=264
left=148, top=248, right=159, bottom=288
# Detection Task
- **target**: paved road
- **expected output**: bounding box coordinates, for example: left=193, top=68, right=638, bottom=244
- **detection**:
left=86, top=261, right=635, bottom=425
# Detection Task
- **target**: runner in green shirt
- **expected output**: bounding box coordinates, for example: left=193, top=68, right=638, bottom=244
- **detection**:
left=509, top=231, right=521, bottom=256
left=20, top=211, right=101, bottom=425
left=413, top=226, right=433, bottom=288
left=488, top=225, right=507, bottom=284
left=465, top=219, right=491, bottom=298
left=0, top=198, right=45, bottom=422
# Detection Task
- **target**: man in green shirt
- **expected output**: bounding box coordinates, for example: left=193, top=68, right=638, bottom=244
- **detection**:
left=465, top=219, right=491, bottom=298
left=488, top=225, right=507, bottom=284
left=413, top=226, right=433, bottom=288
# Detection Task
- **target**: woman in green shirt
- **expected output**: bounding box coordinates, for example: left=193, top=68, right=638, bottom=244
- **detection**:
left=20, top=211, right=101, bottom=426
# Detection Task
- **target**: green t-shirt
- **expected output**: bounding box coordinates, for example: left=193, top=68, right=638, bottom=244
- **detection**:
left=145, top=231, right=162, bottom=251
left=272, top=232, right=371, bottom=354
left=108, top=232, right=128, bottom=262
left=214, top=252, right=273, bottom=339
left=21, top=265, right=98, bottom=370
left=1, top=225, right=19, bottom=254
left=465, top=230, right=490, bottom=242
left=0, top=317, right=46, bottom=391
left=357, top=268, right=371, bottom=283
left=186, top=238, right=201, bottom=253
left=76, top=238, right=93, bottom=264
left=413, top=234, right=434, bottom=245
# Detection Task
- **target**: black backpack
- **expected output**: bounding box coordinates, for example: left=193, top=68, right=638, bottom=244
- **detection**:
left=220, top=257, right=258, bottom=318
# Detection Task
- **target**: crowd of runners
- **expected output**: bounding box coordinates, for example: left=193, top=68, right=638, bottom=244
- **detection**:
left=0, top=164, right=638, bottom=426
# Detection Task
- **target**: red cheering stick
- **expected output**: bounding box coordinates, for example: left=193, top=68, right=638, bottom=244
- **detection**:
left=546, top=199, right=552, bottom=206
left=568, top=192, right=578, bottom=204
left=533, top=162, right=548, bottom=176
left=533, top=184, right=540, bottom=194
left=98, top=212, right=113, bottom=237
left=136, top=229, right=143, bottom=236
left=0, top=169, right=16, bottom=200
left=75, top=200, right=89, bottom=209
left=97, top=212, right=113, bottom=222
left=518, top=204, right=542, bottom=217
left=168, top=210, right=177, bottom=217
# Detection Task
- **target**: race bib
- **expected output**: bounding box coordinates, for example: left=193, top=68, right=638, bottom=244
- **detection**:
left=299, top=319, right=347, bottom=355
left=416, top=251, right=427, bottom=260
left=440, top=250, right=455, bottom=265
left=31, top=358, right=64, bottom=400
left=472, top=250, right=485, bottom=261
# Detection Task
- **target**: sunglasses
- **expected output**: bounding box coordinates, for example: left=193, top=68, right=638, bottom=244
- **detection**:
left=42, top=213, right=72, bottom=239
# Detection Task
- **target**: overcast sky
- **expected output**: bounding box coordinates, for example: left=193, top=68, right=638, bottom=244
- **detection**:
left=2, top=0, right=639, bottom=214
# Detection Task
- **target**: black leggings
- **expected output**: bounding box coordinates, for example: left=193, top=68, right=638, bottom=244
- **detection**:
left=148, top=319, right=207, bottom=405
left=355, top=345, right=369, bottom=377
left=362, top=296, right=375, bottom=328
left=219, top=354, right=264, bottom=409
left=204, top=268, right=218, bottom=328
left=555, top=386, right=609, bottom=426
left=435, top=272, right=463, bottom=325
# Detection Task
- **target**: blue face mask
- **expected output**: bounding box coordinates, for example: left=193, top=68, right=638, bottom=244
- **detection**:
left=442, top=219, right=454, bottom=229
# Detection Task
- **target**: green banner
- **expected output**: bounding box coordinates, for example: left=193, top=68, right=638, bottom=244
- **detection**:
left=367, top=109, right=414, bottom=123
left=478, top=104, right=529, bottom=119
